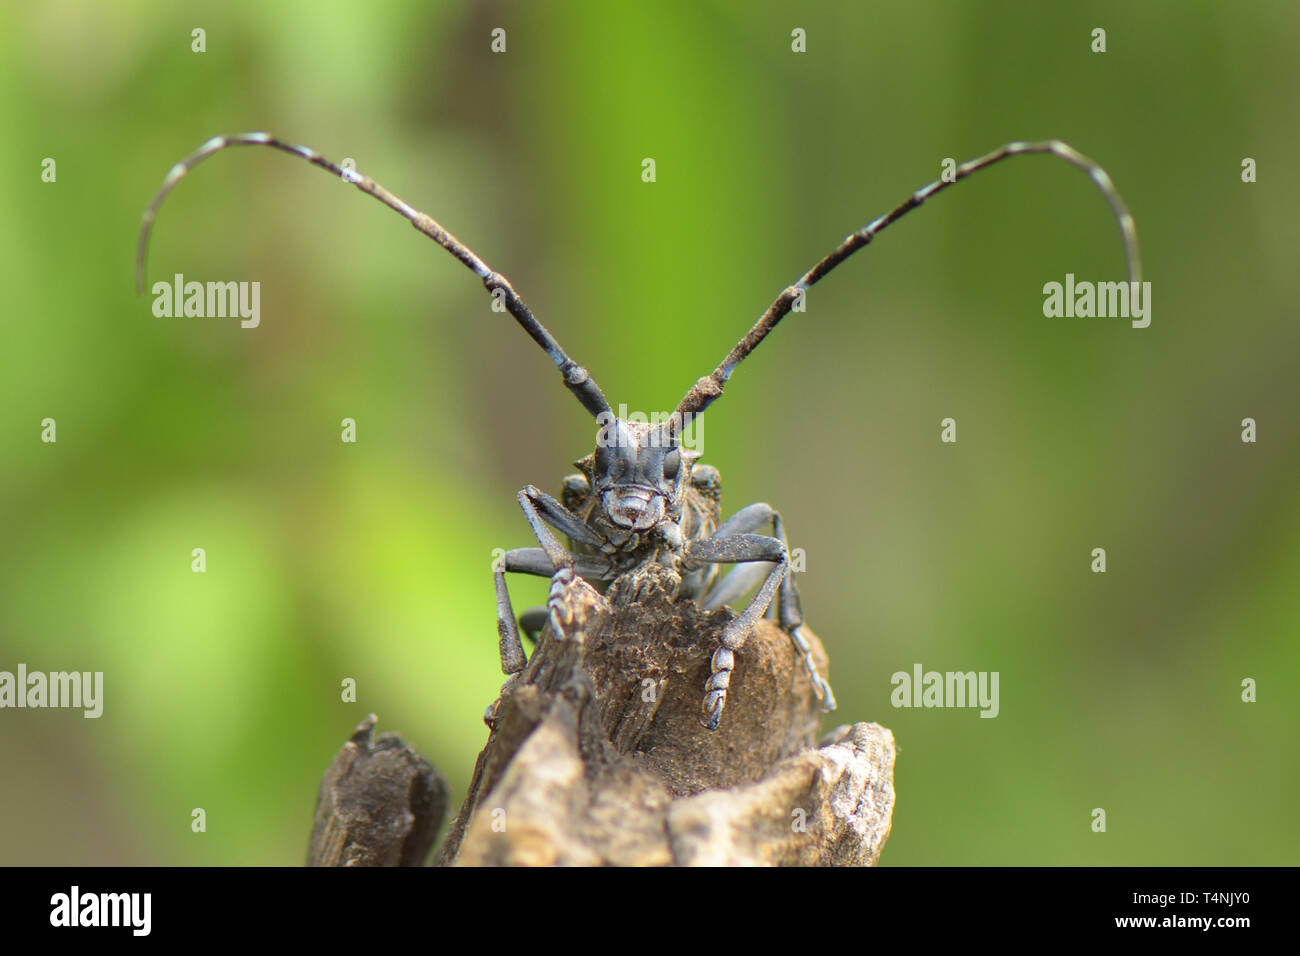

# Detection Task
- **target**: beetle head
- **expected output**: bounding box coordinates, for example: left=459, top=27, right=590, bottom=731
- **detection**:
left=587, top=416, right=697, bottom=531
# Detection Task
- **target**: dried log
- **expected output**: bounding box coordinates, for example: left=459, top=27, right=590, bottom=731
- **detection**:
left=306, top=714, right=449, bottom=867
left=433, top=566, right=896, bottom=866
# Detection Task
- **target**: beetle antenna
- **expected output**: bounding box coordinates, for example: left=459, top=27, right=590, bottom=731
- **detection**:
left=673, top=139, right=1142, bottom=421
left=136, top=133, right=612, bottom=420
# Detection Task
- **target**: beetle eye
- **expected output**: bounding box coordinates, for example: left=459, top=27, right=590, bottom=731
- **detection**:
left=662, top=449, right=680, bottom=480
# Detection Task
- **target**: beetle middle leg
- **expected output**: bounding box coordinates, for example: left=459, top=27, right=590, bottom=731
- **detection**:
left=697, top=503, right=836, bottom=716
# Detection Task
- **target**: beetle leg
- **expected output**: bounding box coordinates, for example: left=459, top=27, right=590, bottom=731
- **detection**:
left=696, top=503, right=836, bottom=716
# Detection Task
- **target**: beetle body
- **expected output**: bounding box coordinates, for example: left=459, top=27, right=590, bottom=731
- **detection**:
left=137, top=134, right=1140, bottom=730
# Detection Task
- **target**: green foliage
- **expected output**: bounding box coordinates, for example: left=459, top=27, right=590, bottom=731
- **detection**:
left=0, top=1, right=1295, bottom=864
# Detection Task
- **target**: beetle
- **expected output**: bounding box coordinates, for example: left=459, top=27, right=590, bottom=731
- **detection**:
left=137, top=134, right=1140, bottom=729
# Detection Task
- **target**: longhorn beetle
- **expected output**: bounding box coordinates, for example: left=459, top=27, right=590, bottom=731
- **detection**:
left=137, top=135, right=1141, bottom=730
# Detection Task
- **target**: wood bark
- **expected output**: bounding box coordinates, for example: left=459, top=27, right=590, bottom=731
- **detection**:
left=306, top=714, right=448, bottom=867
left=309, top=567, right=896, bottom=866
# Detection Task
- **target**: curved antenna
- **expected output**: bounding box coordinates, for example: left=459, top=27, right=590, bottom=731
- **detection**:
left=673, top=139, right=1142, bottom=422
left=137, top=133, right=612, bottom=420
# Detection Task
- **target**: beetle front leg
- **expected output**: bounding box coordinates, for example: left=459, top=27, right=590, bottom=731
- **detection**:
left=683, top=533, right=795, bottom=730
left=494, top=546, right=612, bottom=671
left=698, top=503, right=836, bottom=713
left=488, top=545, right=610, bottom=728
left=515, top=486, right=610, bottom=643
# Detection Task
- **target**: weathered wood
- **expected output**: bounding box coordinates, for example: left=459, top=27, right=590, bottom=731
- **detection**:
left=434, top=568, right=896, bottom=866
left=306, top=714, right=448, bottom=867
left=308, top=569, right=896, bottom=867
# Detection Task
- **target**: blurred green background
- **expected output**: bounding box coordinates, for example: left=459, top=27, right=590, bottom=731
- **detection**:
left=1, top=0, right=1296, bottom=865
